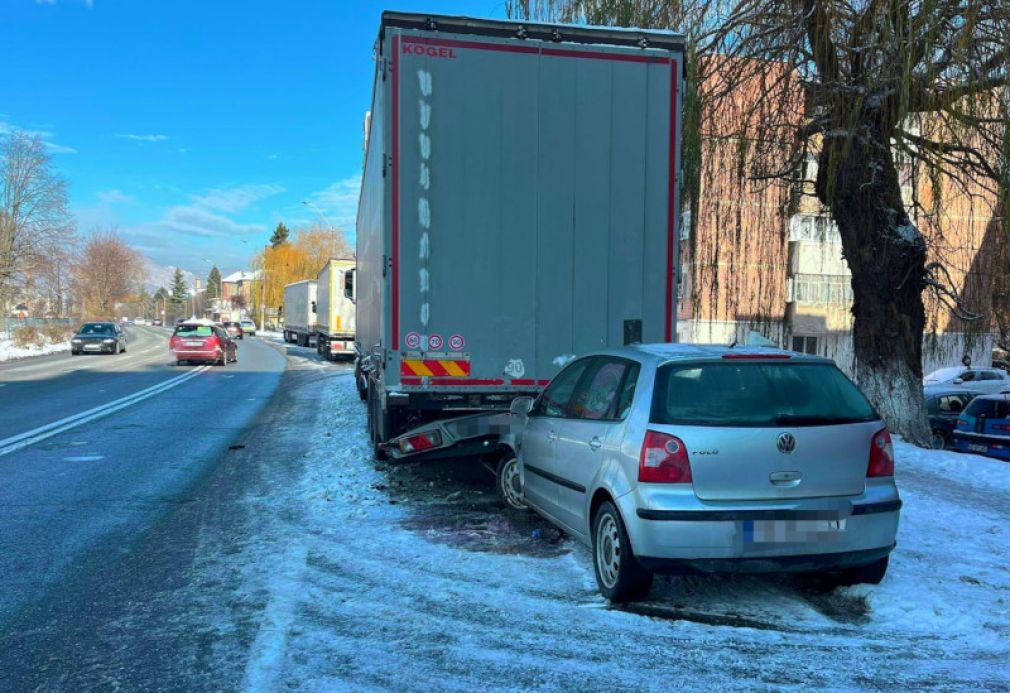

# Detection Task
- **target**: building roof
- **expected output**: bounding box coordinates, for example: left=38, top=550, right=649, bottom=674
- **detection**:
left=222, top=270, right=259, bottom=283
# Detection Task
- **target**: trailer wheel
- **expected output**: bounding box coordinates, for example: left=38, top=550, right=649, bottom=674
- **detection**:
left=496, top=455, right=527, bottom=511
left=366, top=380, right=389, bottom=460
left=354, top=361, right=368, bottom=401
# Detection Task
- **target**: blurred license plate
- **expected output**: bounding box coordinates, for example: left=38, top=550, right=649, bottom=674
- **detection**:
left=744, top=519, right=846, bottom=544
left=968, top=443, right=988, bottom=454
left=185, top=340, right=203, bottom=347
left=84, top=345, right=100, bottom=350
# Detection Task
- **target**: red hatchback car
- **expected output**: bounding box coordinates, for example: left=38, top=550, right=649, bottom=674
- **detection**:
left=222, top=321, right=244, bottom=339
left=169, top=321, right=238, bottom=366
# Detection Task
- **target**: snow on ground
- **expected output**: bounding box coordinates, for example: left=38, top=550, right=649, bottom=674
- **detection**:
left=169, top=362, right=1010, bottom=690
left=0, top=336, right=69, bottom=363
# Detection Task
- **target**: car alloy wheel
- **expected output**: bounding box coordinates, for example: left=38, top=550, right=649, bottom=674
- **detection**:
left=496, top=457, right=527, bottom=511
left=930, top=430, right=947, bottom=450
left=596, top=513, right=622, bottom=590
left=591, top=501, right=653, bottom=602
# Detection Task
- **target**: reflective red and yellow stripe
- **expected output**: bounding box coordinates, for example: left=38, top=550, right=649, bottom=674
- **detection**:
left=400, top=359, right=472, bottom=377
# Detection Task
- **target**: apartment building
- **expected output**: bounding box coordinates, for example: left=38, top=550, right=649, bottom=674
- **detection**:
left=677, top=65, right=1000, bottom=375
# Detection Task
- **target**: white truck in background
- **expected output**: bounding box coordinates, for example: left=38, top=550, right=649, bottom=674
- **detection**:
left=282, top=279, right=317, bottom=347
left=315, top=258, right=357, bottom=361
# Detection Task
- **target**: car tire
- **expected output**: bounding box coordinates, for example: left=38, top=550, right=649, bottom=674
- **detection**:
left=930, top=429, right=947, bottom=450
left=176, top=359, right=185, bottom=366
left=591, top=501, right=654, bottom=603
left=835, top=555, right=889, bottom=587
left=496, top=455, right=528, bottom=511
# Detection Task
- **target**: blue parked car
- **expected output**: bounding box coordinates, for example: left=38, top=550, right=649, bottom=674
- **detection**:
left=952, top=394, right=1010, bottom=460
left=924, top=388, right=983, bottom=449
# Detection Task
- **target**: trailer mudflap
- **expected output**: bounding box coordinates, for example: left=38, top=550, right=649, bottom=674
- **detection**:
left=383, top=410, right=520, bottom=463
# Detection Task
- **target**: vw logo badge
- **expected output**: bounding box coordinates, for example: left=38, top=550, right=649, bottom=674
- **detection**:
left=776, top=433, right=796, bottom=454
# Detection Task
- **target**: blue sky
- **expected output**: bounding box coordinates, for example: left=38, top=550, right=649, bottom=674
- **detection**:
left=2, top=0, right=505, bottom=280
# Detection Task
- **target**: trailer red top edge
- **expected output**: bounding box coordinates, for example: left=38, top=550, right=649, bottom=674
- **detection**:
left=390, top=32, right=681, bottom=355
left=666, top=58, right=679, bottom=343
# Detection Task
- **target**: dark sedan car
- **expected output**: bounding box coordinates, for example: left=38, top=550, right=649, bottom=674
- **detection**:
left=925, top=387, right=982, bottom=449
left=71, top=321, right=127, bottom=355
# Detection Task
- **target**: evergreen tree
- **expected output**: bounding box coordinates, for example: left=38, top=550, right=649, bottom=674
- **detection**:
left=269, top=222, right=290, bottom=248
left=207, top=266, right=222, bottom=299
left=169, top=268, right=189, bottom=306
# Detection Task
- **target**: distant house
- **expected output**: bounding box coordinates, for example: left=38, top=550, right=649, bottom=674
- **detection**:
left=221, top=271, right=259, bottom=303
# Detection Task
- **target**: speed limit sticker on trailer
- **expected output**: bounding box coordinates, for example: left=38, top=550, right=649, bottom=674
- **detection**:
left=405, top=332, right=421, bottom=349
left=449, top=334, right=465, bottom=351
left=428, top=334, right=443, bottom=350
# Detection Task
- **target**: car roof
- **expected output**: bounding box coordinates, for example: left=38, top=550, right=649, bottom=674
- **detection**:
left=972, top=393, right=1010, bottom=402
left=582, top=343, right=832, bottom=365
left=177, top=319, right=217, bottom=326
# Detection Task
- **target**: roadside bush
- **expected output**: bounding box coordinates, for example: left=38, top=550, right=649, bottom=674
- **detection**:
left=12, top=326, right=42, bottom=349
left=40, top=324, right=75, bottom=344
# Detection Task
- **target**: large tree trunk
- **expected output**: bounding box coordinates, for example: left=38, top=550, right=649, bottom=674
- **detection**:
left=818, top=132, right=931, bottom=445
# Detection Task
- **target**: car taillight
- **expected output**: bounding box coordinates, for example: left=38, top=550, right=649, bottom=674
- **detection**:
left=398, top=431, right=442, bottom=454
left=955, top=418, right=969, bottom=431
left=638, top=430, right=692, bottom=484
left=867, top=427, right=894, bottom=477
left=993, top=424, right=1010, bottom=432
left=206, top=336, right=220, bottom=348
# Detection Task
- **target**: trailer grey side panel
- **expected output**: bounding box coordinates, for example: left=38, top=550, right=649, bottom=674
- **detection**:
left=355, top=67, right=386, bottom=362
left=390, top=29, right=682, bottom=388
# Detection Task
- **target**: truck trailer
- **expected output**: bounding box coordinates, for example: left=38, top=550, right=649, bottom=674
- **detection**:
left=315, top=258, right=357, bottom=361
left=356, top=12, right=685, bottom=449
left=282, top=279, right=317, bottom=347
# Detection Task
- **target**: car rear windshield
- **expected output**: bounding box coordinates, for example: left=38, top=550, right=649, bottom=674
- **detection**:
left=79, top=323, right=115, bottom=335
left=651, top=362, right=878, bottom=427
left=175, top=325, right=214, bottom=337
left=964, top=398, right=1010, bottom=419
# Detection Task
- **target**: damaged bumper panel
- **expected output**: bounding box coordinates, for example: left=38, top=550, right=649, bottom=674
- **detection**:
left=382, top=411, right=520, bottom=463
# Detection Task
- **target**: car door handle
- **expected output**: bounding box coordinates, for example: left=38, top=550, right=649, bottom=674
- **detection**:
left=547, top=431, right=558, bottom=442
left=588, top=436, right=602, bottom=450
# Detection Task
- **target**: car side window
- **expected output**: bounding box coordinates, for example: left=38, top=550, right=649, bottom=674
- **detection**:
left=980, top=371, right=1000, bottom=381
left=569, top=359, right=637, bottom=421
left=615, top=363, right=641, bottom=420
left=939, top=396, right=964, bottom=414
left=532, top=359, right=591, bottom=418
left=960, top=371, right=976, bottom=381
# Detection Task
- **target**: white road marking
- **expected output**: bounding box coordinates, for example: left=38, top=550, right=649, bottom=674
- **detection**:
left=0, top=365, right=211, bottom=457
left=63, top=455, right=104, bottom=462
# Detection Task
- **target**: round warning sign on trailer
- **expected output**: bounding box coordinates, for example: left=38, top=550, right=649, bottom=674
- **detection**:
left=405, top=332, right=421, bottom=349
left=449, top=334, right=465, bottom=351
left=428, top=334, right=443, bottom=350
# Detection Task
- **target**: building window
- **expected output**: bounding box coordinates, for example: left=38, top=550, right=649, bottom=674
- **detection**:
left=790, top=214, right=841, bottom=243
left=792, top=335, right=819, bottom=355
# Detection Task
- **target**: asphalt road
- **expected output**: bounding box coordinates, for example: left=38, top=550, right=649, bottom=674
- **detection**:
left=0, top=326, right=287, bottom=629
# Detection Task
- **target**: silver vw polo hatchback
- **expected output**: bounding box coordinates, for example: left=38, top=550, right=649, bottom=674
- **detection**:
left=513, top=344, right=901, bottom=602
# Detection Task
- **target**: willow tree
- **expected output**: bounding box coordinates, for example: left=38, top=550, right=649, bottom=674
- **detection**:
left=509, top=0, right=1009, bottom=443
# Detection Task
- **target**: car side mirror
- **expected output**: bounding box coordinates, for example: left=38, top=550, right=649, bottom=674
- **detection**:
left=510, top=396, right=534, bottom=416
left=953, top=378, right=964, bottom=385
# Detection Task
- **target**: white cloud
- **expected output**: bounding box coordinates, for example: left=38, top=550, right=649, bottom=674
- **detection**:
left=304, top=175, right=361, bottom=232
left=0, top=118, right=76, bottom=154
left=190, top=183, right=285, bottom=213
left=116, top=133, right=169, bottom=142
left=96, top=189, right=135, bottom=206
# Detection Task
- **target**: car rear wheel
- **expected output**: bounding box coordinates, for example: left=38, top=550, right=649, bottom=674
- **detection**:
left=592, top=501, right=653, bottom=603
left=496, top=456, right=527, bottom=511
left=930, top=430, right=947, bottom=450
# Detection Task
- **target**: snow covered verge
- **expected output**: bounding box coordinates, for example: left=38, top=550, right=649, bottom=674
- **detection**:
left=0, top=334, right=70, bottom=362
left=192, top=368, right=1010, bottom=691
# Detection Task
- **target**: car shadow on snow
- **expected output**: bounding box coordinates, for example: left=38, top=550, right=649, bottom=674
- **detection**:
left=380, top=454, right=872, bottom=630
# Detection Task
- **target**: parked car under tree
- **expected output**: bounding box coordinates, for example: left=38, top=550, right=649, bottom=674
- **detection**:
left=508, top=344, right=901, bottom=602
